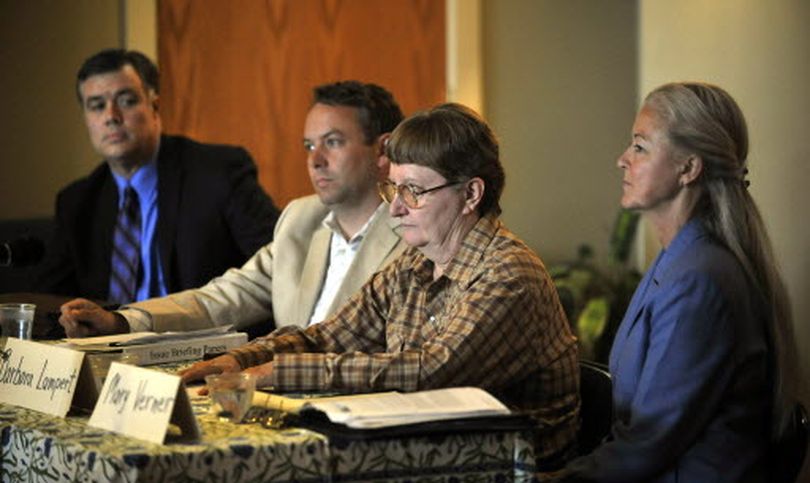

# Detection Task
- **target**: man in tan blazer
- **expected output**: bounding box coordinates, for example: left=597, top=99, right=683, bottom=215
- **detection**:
left=59, top=81, right=406, bottom=337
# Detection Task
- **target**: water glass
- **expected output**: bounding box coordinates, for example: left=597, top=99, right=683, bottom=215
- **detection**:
left=0, top=303, right=35, bottom=340
left=88, top=352, right=141, bottom=390
left=206, top=372, right=256, bottom=423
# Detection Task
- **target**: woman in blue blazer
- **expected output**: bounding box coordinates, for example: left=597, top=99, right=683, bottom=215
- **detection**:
left=563, top=83, right=800, bottom=482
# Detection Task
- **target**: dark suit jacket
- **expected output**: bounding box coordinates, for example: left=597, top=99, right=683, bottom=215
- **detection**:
left=35, top=134, right=280, bottom=301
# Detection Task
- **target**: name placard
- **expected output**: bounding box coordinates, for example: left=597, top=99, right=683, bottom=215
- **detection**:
left=0, top=339, right=84, bottom=417
left=88, top=362, right=199, bottom=444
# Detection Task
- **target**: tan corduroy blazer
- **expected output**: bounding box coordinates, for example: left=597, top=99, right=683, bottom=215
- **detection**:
left=126, top=195, right=405, bottom=333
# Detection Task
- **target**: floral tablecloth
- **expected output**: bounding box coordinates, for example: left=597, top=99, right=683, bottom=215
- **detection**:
left=0, top=363, right=542, bottom=482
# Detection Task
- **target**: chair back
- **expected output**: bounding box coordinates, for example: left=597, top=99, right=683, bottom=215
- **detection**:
left=0, top=218, right=52, bottom=292
left=771, top=402, right=809, bottom=483
left=578, top=360, right=613, bottom=455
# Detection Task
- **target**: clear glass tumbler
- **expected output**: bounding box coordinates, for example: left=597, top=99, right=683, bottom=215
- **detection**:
left=0, top=303, right=35, bottom=340
left=205, top=372, right=256, bottom=423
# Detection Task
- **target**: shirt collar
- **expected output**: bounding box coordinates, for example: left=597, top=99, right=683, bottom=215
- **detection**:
left=322, top=202, right=385, bottom=244
left=110, top=140, right=160, bottom=207
left=412, top=213, right=501, bottom=286
left=654, top=217, right=708, bottom=280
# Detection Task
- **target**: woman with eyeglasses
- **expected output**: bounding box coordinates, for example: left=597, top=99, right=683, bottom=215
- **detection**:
left=560, top=83, right=800, bottom=482
left=182, top=103, right=580, bottom=471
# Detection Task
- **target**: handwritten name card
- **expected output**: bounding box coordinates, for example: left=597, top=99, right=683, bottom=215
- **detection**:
left=88, top=362, right=199, bottom=444
left=0, top=339, right=85, bottom=417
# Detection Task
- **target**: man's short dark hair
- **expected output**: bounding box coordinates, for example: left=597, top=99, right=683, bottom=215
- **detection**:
left=313, top=81, right=404, bottom=144
left=76, top=49, right=159, bottom=103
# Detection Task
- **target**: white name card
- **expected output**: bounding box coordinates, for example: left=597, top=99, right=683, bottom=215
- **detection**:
left=0, top=339, right=84, bottom=417
left=88, top=362, right=199, bottom=444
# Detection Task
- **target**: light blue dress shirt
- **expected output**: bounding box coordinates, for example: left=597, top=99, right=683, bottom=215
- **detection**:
left=111, top=161, right=168, bottom=301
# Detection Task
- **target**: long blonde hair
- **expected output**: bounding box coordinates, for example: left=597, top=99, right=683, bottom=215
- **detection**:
left=645, top=82, right=799, bottom=436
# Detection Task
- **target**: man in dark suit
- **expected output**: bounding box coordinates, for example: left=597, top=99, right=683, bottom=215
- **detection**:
left=35, top=49, right=279, bottom=303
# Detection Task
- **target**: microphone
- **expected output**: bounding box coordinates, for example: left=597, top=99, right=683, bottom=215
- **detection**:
left=0, top=236, right=45, bottom=267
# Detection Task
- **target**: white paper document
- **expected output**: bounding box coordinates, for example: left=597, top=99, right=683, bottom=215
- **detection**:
left=63, top=332, right=159, bottom=347
left=254, top=387, right=511, bottom=429
left=63, top=326, right=234, bottom=348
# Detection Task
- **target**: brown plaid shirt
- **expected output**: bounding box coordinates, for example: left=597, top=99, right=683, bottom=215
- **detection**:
left=230, top=214, right=579, bottom=465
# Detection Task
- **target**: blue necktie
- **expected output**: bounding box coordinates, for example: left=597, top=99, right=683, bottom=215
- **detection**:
left=108, top=186, right=141, bottom=304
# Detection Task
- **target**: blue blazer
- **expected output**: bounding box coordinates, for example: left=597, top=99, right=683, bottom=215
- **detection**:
left=569, top=219, right=771, bottom=482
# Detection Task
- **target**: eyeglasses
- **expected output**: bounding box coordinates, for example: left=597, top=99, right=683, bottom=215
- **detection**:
left=378, top=180, right=462, bottom=209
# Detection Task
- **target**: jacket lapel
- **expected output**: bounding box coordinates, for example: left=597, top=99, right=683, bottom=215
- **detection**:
left=155, top=136, right=182, bottom=291
left=611, top=257, right=660, bottom=358
left=611, top=220, right=703, bottom=358
left=327, top=212, right=400, bottom=315
left=91, top=170, right=120, bottom=298
left=295, top=225, right=332, bottom=326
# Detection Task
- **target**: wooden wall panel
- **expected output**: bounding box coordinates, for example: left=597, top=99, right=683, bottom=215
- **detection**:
left=158, top=0, right=445, bottom=207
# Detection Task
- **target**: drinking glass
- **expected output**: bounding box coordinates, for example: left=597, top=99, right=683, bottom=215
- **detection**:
left=0, top=303, right=35, bottom=340
left=88, top=352, right=140, bottom=390
left=205, top=372, right=256, bottom=423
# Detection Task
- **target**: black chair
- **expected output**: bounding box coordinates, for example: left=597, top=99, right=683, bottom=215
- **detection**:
left=0, top=217, right=52, bottom=293
left=771, top=402, right=809, bottom=483
left=578, top=360, right=613, bottom=455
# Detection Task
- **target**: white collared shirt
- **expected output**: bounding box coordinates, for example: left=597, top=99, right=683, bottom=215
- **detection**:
left=307, top=205, right=383, bottom=326
left=122, top=203, right=386, bottom=333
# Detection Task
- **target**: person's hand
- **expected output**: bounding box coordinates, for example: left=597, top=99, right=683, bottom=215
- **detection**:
left=179, top=354, right=242, bottom=385
left=243, top=361, right=274, bottom=388
left=59, top=298, right=129, bottom=338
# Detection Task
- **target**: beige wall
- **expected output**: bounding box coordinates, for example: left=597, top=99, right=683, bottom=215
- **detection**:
left=447, top=0, right=484, bottom=115
left=0, top=1, right=119, bottom=219
left=639, top=0, right=810, bottom=395
left=0, top=0, right=155, bottom=221
left=483, top=0, right=638, bottom=267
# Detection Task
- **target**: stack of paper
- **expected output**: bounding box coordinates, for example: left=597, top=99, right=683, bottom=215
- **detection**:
left=253, top=387, right=511, bottom=429
left=59, top=326, right=247, bottom=365
left=62, top=326, right=235, bottom=350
